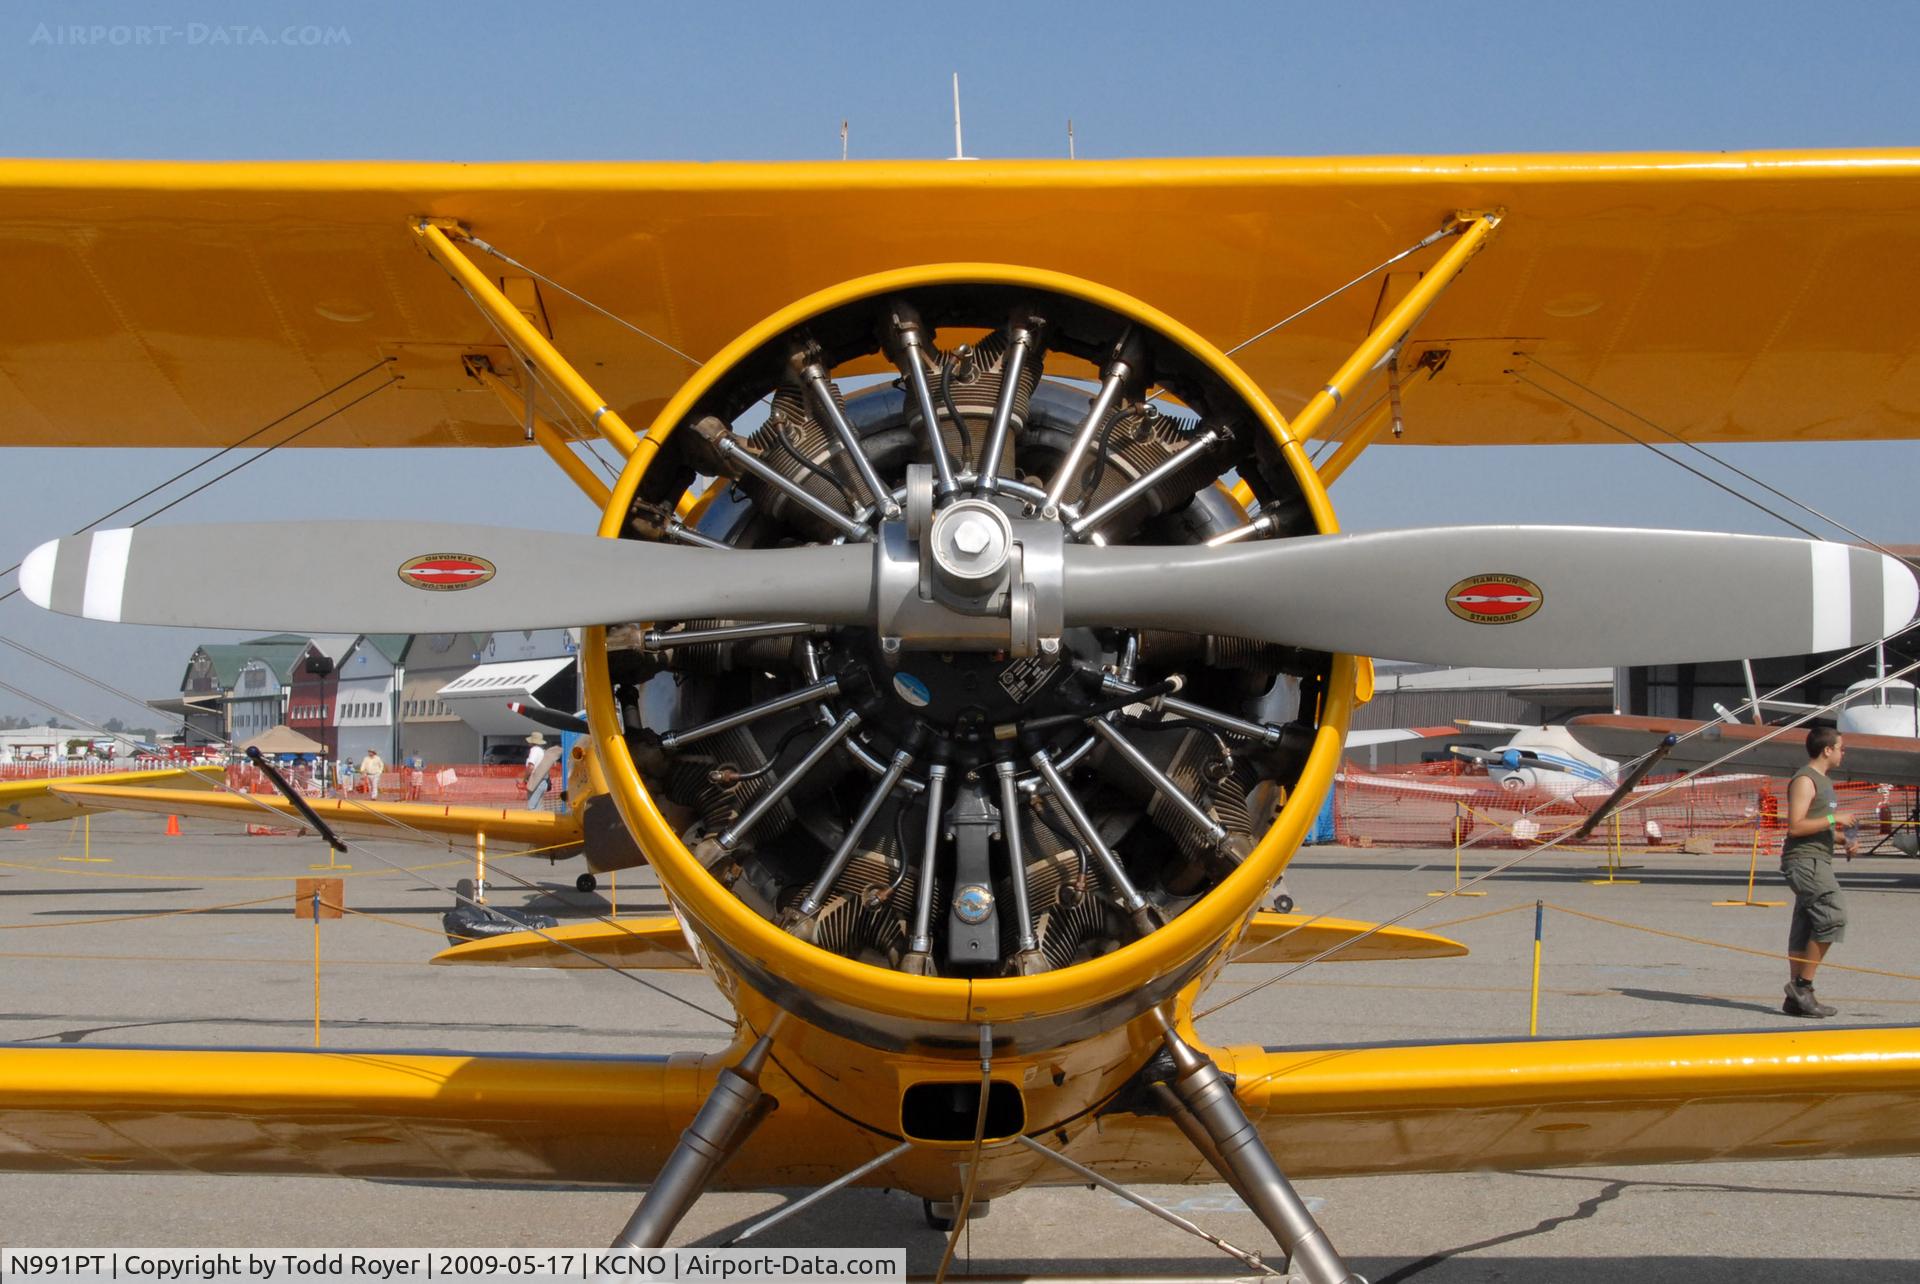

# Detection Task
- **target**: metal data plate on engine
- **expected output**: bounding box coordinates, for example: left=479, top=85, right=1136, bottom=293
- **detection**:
left=996, top=654, right=1060, bottom=704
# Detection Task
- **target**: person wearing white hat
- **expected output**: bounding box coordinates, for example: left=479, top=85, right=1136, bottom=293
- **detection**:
left=524, top=732, right=552, bottom=809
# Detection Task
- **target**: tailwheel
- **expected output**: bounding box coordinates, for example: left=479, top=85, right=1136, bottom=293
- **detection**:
left=922, top=1197, right=991, bottom=1232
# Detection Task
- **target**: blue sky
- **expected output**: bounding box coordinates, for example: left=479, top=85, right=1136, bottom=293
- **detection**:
left=2, top=0, right=1917, bottom=722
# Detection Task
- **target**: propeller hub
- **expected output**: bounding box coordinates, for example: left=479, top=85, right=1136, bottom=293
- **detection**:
left=931, top=500, right=1012, bottom=592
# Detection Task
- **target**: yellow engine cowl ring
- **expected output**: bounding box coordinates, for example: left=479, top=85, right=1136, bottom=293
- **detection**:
left=582, top=263, right=1355, bottom=1054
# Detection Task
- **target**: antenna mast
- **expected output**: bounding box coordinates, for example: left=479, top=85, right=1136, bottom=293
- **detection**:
left=950, top=73, right=973, bottom=160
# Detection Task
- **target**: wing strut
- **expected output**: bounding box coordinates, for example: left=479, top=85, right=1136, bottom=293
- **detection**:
left=412, top=219, right=642, bottom=458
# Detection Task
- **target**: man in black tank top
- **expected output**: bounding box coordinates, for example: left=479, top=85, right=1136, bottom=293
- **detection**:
left=1780, top=726, right=1856, bottom=1018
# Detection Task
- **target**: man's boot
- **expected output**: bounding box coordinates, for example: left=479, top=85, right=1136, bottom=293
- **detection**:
left=1784, top=980, right=1837, bottom=1018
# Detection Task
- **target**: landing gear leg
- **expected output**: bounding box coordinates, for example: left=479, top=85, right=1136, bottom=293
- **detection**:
left=1160, top=1024, right=1364, bottom=1284
left=612, top=1036, right=776, bottom=1248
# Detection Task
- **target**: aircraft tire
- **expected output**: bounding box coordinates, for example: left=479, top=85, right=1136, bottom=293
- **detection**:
left=576, top=872, right=598, bottom=894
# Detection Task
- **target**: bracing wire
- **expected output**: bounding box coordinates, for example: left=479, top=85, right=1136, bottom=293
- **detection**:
left=1526, top=356, right=1909, bottom=561
left=0, top=360, right=389, bottom=586
left=460, top=235, right=703, bottom=368
left=1225, top=224, right=1456, bottom=358
left=0, top=373, right=397, bottom=608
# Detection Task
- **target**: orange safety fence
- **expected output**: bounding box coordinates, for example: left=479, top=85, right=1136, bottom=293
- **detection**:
left=1332, top=760, right=1916, bottom=856
left=223, top=761, right=566, bottom=811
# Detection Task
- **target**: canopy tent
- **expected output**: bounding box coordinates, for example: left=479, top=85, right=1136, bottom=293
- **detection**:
left=238, top=725, right=327, bottom=757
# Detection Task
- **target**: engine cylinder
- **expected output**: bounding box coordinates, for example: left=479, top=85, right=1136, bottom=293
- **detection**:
left=583, top=263, right=1354, bottom=1053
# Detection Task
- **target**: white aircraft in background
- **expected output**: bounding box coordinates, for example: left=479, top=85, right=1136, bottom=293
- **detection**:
left=1444, top=722, right=1627, bottom=797
left=1565, top=657, right=1920, bottom=855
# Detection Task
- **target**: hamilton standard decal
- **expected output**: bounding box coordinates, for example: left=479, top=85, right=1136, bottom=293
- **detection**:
left=1446, top=573, right=1543, bottom=625
left=398, top=553, right=497, bottom=592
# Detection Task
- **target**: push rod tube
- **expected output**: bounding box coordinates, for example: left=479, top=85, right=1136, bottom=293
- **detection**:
left=660, top=679, right=840, bottom=751
left=1088, top=720, right=1229, bottom=847
left=976, top=328, right=1032, bottom=495
left=663, top=516, right=733, bottom=551
left=996, top=759, right=1040, bottom=953
left=645, top=621, right=821, bottom=650
left=800, top=363, right=900, bottom=518
left=1030, top=749, right=1149, bottom=916
left=1069, top=427, right=1223, bottom=538
left=796, top=747, right=915, bottom=918
left=898, top=331, right=959, bottom=495
left=1205, top=514, right=1276, bottom=548
left=1099, top=674, right=1283, bottom=746
left=1042, top=359, right=1131, bottom=516
left=904, top=763, right=949, bottom=958
left=716, top=712, right=863, bottom=851
left=714, top=435, right=870, bottom=540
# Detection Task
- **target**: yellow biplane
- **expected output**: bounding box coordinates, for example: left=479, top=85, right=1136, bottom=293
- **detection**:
left=8, top=151, right=1920, bottom=1281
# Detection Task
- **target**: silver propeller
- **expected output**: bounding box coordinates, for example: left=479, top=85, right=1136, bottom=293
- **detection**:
left=16, top=523, right=871, bottom=634
left=1060, top=526, right=1919, bottom=667
left=18, top=521, right=1915, bottom=668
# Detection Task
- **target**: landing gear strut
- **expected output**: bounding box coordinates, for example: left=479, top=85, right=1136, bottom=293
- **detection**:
left=612, top=1036, right=776, bottom=1248
left=1159, top=1021, right=1364, bottom=1284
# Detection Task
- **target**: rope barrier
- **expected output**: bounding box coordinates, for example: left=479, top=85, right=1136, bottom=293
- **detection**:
left=332, top=901, right=479, bottom=944
left=1540, top=901, right=1920, bottom=985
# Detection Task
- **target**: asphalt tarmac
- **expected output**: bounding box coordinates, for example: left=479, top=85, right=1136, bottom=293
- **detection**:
left=5, top=811, right=1920, bottom=1281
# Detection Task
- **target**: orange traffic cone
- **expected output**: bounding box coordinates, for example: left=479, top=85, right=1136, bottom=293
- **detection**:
left=10, top=823, right=27, bottom=831
left=165, top=815, right=181, bottom=836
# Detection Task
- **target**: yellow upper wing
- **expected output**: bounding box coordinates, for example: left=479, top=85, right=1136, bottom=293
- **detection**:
left=5, top=151, right=1920, bottom=449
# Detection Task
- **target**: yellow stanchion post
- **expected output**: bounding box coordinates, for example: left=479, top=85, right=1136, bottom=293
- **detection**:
left=308, top=790, right=352, bottom=872
left=475, top=830, right=488, bottom=905
left=1715, top=824, right=1786, bottom=908
left=295, top=878, right=343, bottom=1048
left=58, top=813, right=110, bottom=863
left=1584, top=811, right=1640, bottom=886
left=1432, top=802, right=1487, bottom=897
left=1529, top=899, right=1544, bottom=1037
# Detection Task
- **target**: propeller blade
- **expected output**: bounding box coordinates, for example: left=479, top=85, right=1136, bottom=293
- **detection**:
left=1063, top=526, right=1919, bottom=667
left=16, top=523, right=873, bottom=633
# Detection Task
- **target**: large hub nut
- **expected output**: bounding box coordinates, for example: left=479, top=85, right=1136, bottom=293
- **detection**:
left=931, top=501, right=1012, bottom=595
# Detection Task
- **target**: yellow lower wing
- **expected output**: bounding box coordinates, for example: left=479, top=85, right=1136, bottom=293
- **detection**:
left=49, top=781, right=581, bottom=850
left=1227, top=1026, right=1920, bottom=1176
left=1234, top=911, right=1467, bottom=963
left=6, top=1028, right=1919, bottom=1187
left=0, top=766, right=222, bottom=826
left=432, top=917, right=698, bottom=969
